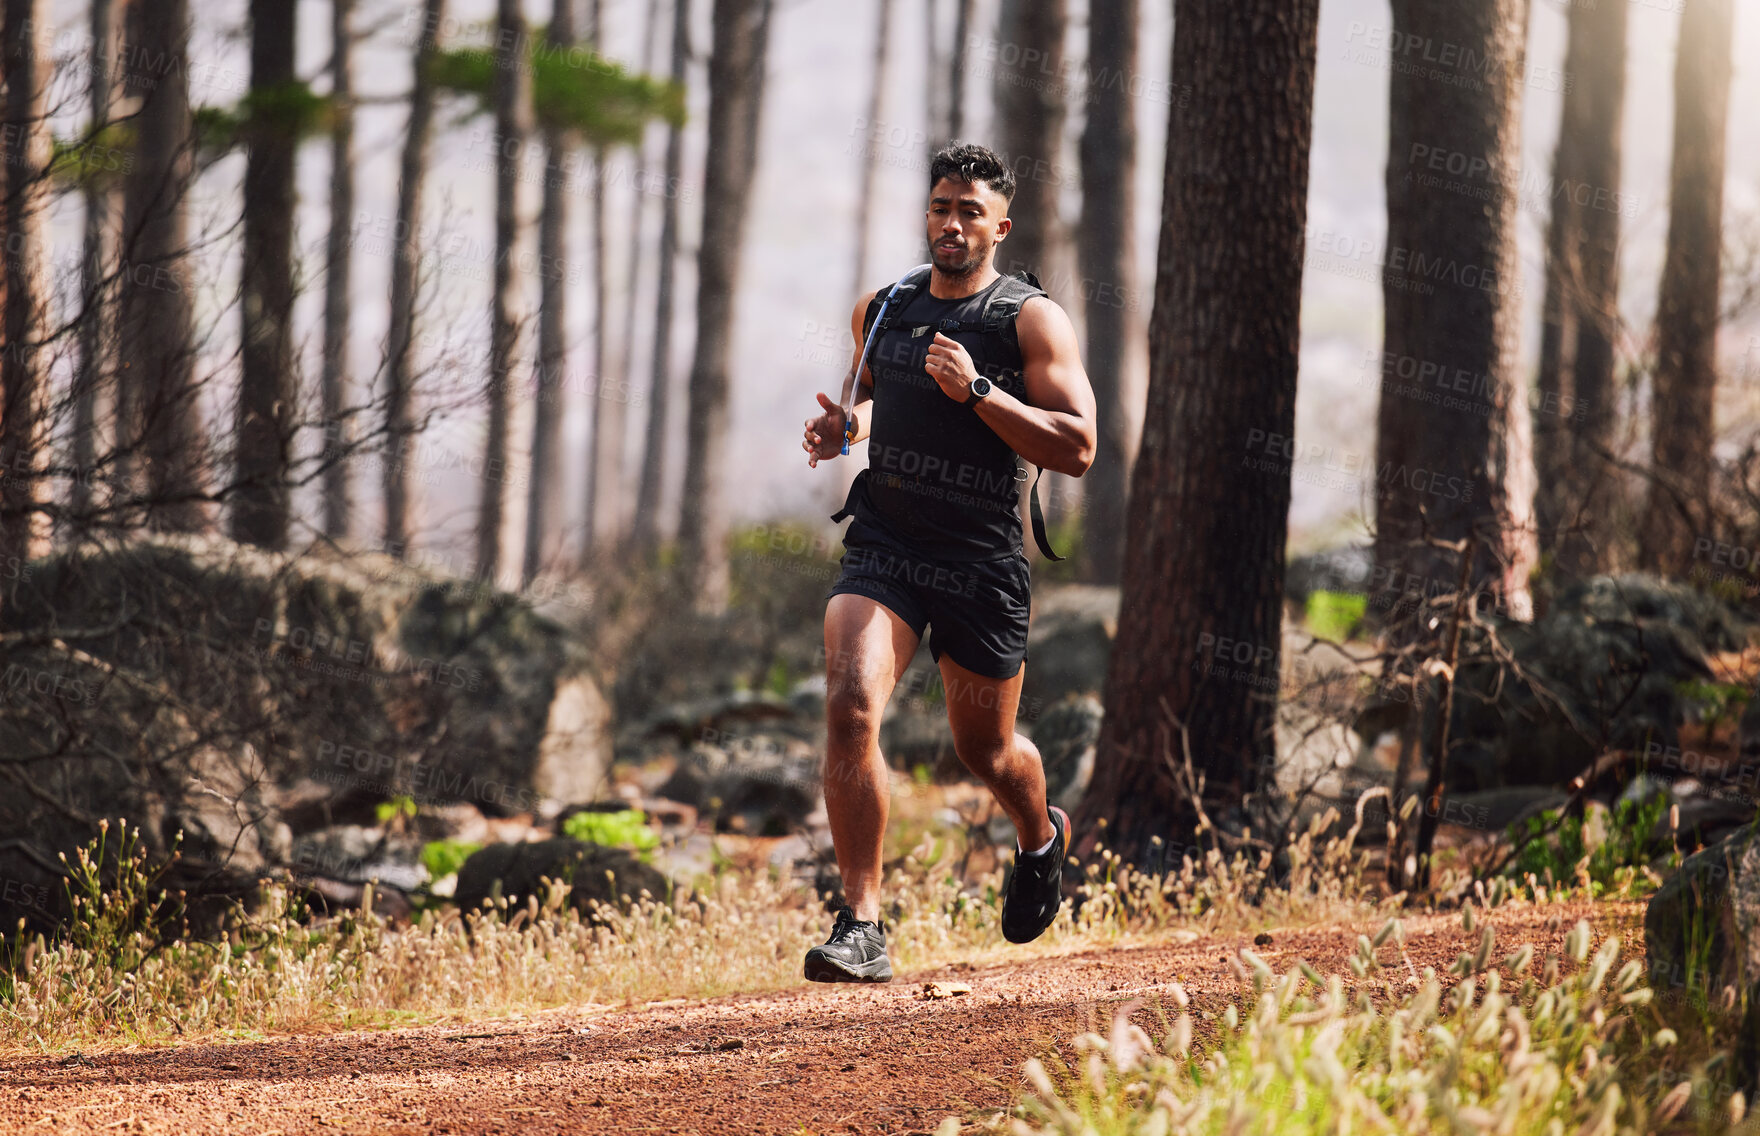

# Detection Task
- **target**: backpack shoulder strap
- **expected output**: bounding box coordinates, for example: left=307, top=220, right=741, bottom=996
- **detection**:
left=861, top=275, right=926, bottom=339
left=982, top=270, right=1048, bottom=352
left=932, top=270, right=1048, bottom=346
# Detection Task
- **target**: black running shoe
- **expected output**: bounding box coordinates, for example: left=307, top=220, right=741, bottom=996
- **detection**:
left=1001, top=805, right=1069, bottom=944
left=803, top=905, right=893, bottom=982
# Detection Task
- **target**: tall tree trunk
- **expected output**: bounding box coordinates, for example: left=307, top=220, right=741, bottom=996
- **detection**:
left=676, top=0, right=770, bottom=612
left=1074, top=0, right=1321, bottom=867
left=992, top=0, right=1072, bottom=532
left=582, top=150, right=617, bottom=558
left=632, top=0, right=690, bottom=561
left=320, top=0, right=356, bottom=542
left=233, top=0, right=299, bottom=550
left=1534, top=0, right=1626, bottom=579
left=924, top=0, right=943, bottom=152
left=582, top=0, right=611, bottom=562
left=1641, top=0, right=1732, bottom=571
left=117, top=0, right=206, bottom=534
left=611, top=0, right=663, bottom=565
left=383, top=0, right=446, bottom=556
left=1372, top=0, right=1535, bottom=623
left=990, top=0, right=1068, bottom=292
left=1075, top=0, right=1139, bottom=587
left=476, top=0, right=531, bottom=581
left=522, top=0, right=574, bottom=587
left=851, top=0, right=893, bottom=297
left=1, top=0, right=51, bottom=587
left=69, top=0, right=117, bottom=538
left=948, top=0, right=972, bottom=140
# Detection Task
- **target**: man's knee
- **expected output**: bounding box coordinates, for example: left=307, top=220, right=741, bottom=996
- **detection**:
left=826, top=675, right=885, bottom=748
left=952, top=730, right=1014, bottom=778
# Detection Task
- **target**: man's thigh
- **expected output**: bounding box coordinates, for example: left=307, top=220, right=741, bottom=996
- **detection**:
left=823, top=592, right=923, bottom=715
left=938, top=649, right=1026, bottom=756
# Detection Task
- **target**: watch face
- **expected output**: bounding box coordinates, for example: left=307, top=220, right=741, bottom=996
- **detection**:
left=972, top=377, right=991, bottom=397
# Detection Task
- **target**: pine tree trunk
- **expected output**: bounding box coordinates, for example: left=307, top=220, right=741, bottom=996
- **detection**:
left=1075, top=0, right=1139, bottom=586
left=117, top=0, right=206, bottom=535
left=383, top=0, right=445, bottom=556
left=676, top=0, right=770, bottom=612
left=1074, top=0, right=1321, bottom=867
left=1534, top=0, right=1626, bottom=579
left=948, top=0, right=973, bottom=141
left=992, top=0, right=1073, bottom=536
left=851, top=0, right=893, bottom=297
left=233, top=0, right=299, bottom=550
left=522, top=0, right=575, bottom=587
left=610, top=0, right=663, bottom=565
left=633, top=0, right=690, bottom=562
left=475, top=0, right=530, bottom=582
left=69, top=0, right=116, bottom=538
left=582, top=140, right=615, bottom=560
left=1, top=0, right=51, bottom=585
left=1641, top=0, right=1732, bottom=571
left=581, top=0, right=609, bottom=563
left=320, top=0, right=356, bottom=542
left=1372, top=0, right=1535, bottom=623
left=991, top=0, right=1067, bottom=292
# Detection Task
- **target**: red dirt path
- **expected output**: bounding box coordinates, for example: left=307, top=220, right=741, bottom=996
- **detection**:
left=1, top=900, right=1639, bottom=1136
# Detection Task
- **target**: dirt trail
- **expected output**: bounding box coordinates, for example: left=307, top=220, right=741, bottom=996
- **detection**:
left=2, top=900, right=1638, bottom=1136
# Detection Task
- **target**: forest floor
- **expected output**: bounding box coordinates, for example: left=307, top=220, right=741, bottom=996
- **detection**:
left=0, top=897, right=1639, bottom=1136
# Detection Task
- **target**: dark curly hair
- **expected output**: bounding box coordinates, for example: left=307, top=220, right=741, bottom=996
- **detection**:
left=928, top=142, right=1015, bottom=204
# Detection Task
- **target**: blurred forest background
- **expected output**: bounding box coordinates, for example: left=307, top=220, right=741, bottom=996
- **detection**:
left=5, top=0, right=1760, bottom=1005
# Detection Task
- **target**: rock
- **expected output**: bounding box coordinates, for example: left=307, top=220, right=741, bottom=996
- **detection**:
left=1444, top=787, right=1569, bottom=835
left=1667, top=793, right=1759, bottom=850
left=650, top=832, right=716, bottom=884
left=656, top=736, right=821, bottom=836
left=453, top=838, right=673, bottom=917
left=638, top=691, right=801, bottom=745
left=1029, top=693, right=1102, bottom=812
left=0, top=535, right=613, bottom=933
left=1021, top=586, right=1118, bottom=714
left=787, top=674, right=828, bottom=721
left=1359, top=572, right=1755, bottom=798
left=1646, top=828, right=1760, bottom=1087
left=879, top=695, right=960, bottom=778
left=412, top=802, right=493, bottom=844
left=288, top=825, right=426, bottom=892
left=1269, top=705, right=1371, bottom=833
left=1284, top=545, right=1374, bottom=611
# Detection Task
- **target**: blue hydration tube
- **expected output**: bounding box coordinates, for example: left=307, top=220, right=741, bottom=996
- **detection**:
left=838, top=263, right=933, bottom=455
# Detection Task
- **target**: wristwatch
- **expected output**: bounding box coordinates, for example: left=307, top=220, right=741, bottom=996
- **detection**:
left=965, top=376, right=992, bottom=406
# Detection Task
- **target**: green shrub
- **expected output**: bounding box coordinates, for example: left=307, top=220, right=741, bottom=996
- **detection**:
left=1504, top=793, right=1676, bottom=898
left=562, top=809, right=660, bottom=857
left=1304, top=589, right=1366, bottom=641
left=419, top=840, right=481, bottom=883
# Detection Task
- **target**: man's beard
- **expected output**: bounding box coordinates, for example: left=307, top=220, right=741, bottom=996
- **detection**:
left=931, top=238, right=988, bottom=278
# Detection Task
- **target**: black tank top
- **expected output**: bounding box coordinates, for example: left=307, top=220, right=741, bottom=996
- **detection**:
left=857, top=275, right=1032, bottom=561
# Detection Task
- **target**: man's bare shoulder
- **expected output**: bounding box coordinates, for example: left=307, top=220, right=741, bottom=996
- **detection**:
left=1015, top=294, right=1079, bottom=350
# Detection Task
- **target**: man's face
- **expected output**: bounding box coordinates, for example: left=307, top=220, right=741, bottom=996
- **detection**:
left=925, top=177, right=1011, bottom=275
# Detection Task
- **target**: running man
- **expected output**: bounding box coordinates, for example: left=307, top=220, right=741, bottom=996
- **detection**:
left=798, top=143, right=1098, bottom=982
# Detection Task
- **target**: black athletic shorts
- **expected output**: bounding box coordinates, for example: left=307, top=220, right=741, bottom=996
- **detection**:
left=825, top=511, right=1032, bottom=681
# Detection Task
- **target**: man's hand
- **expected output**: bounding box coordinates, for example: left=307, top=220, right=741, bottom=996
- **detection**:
left=803, top=391, right=849, bottom=467
left=925, top=333, right=978, bottom=403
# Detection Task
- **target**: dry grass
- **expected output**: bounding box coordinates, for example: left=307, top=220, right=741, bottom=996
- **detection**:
left=0, top=800, right=1391, bottom=1055
left=1009, top=908, right=1743, bottom=1136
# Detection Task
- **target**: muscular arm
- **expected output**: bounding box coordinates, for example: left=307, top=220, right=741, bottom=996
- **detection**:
left=966, top=297, right=1097, bottom=476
